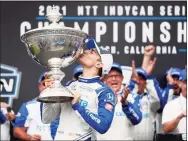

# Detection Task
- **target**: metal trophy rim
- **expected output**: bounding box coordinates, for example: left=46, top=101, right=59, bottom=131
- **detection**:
left=37, top=96, right=73, bottom=103
left=21, top=27, right=88, bottom=43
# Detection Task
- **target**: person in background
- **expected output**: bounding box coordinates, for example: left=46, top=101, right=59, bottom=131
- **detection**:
left=13, top=75, right=59, bottom=141
left=127, top=45, right=163, bottom=140
left=155, top=68, right=182, bottom=139
left=0, top=101, right=16, bottom=141
left=141, top=45, right=183, bottom=139
left=160, top=67, right=182, bottom=106
left=162, top=69, right=187, bottom=141
left=98, top=62, right=142, bottom=140
left=141, top=45, right=182, bottom=106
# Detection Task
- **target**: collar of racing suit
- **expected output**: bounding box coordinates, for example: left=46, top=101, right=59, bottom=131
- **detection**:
left=78, top=76, right=101, bottom=83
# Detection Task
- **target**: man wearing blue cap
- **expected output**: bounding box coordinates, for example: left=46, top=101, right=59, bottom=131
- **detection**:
left=162, top=69, right=186, bottom=140
left=98, top=62, right=142, bottom=140
left=13, top=75, right=59, bottom=141
left=154, top=68, right=182, bottom=139
left=162, top=67, right=182, bottom=102
left=126, top=46, right=164, bottom=140
left=141, top=45, right=184, bottom=138
left=40, top=38, right=115, bottom=140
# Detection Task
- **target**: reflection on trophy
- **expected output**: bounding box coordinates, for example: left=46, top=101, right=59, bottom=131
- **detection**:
left=21, top=5, right=88, bottom=103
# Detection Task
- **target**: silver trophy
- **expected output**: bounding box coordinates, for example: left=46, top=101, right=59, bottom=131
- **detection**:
left=21, top=5, right=88, bottom=103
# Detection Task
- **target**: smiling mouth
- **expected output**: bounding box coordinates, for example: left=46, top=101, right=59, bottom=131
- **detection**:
left=111, top=83, right=118, bottom=87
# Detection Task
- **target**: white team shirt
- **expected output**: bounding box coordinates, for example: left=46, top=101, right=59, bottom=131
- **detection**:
left=15, top=99, right=53, bottom=140
left=130, top=79, right=161, bottom=140
left=132, top=93, right=157, bottom=140
left=156, top=86, right=177, bottom=134
left=162, top=94, right=186, bottom=134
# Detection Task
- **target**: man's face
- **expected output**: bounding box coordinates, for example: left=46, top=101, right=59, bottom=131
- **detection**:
left=172, top=75, right=181, bottom=94
left=78, top=49, right=102, bottom=68
left=137, top=74, right=146, bottom=93
left=172, top=76, right=180, bottom=89
left=105, top=69, right=123, bottom=93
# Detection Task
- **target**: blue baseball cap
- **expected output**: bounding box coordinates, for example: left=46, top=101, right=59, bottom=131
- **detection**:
left=111, top=62, right=122, bottom=74
left=73, top=65, right=83, bottom=77
left=165, top=68, right=181, bottom=77
left=179, top=69, right=187, bottom=81
left=136, top=68, right=147, bottom=80
left=84, top=38, right=113, bottom=75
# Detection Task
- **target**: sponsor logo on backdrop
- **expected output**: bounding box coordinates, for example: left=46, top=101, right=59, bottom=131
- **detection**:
left=20, top=3, right=187, bottom=55
left=0, top=64, right=22, bottom=106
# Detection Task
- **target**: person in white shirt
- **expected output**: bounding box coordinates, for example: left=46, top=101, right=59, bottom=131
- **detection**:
left=141, top=45, right=183, bottom=139
left=162, top=69, right=187, bottom=135
left=13, top=76, right=59, bottom=141
left=97, top=62, right=142, bottom=140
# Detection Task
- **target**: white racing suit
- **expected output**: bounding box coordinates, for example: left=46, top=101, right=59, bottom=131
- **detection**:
left=41, top=76, right=116, bottom=140
left=127, top=76, right=163, bottom=140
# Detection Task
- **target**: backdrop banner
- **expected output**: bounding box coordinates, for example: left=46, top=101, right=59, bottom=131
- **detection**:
left=0, top=1, right=186, bottom=112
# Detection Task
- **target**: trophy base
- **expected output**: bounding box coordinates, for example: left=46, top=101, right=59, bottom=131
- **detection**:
left=37, top=87, right=74, bottom=103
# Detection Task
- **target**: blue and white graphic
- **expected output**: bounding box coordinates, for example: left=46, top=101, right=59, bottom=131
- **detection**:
left=0, top=64, right=22, bottom=106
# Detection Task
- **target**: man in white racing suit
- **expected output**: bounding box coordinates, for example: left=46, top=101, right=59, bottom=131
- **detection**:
left=40, top=39, right=116, bottom=140
left=127, top=46, right=162, bottom=140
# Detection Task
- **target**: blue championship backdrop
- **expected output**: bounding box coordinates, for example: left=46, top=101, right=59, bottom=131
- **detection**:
left=0, top=1, right=187, bottom=112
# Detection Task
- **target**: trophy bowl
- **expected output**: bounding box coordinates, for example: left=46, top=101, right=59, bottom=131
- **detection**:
left=21, top=5, right=88, bottom=103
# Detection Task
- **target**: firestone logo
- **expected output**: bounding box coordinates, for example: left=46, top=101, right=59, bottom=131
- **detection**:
left=0, top=64, right=22, bottom=107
